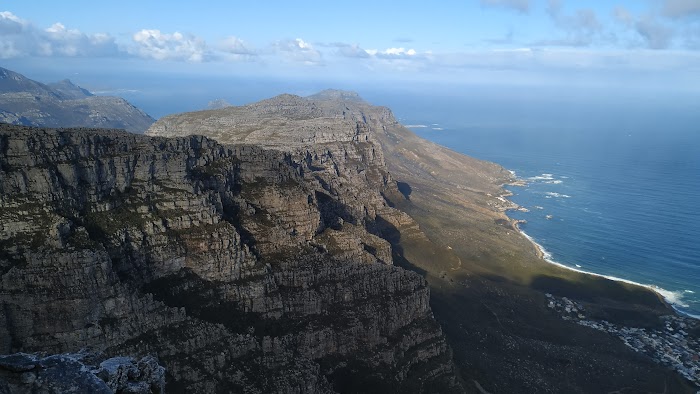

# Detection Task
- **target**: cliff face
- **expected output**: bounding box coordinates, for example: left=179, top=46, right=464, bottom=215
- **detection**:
left=0, top=67, right=154, bottom=133
left=0, top=124, right=460, bottom=392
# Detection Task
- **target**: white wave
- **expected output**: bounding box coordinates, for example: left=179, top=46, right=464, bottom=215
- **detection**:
left=653, top=287, right=690, bottom=308
left=518, top=229, right=697, bottom=318
left=432, top=127, right=444, bottom=131
left=545, top=192, right=571, bottom=198
left=93, top=89, right=142, bottom=95
left=528, top=173, right=555, bottom=181
left=544, top=180, right=563, bottom=184
left=405, top=124, right=428, bottom=128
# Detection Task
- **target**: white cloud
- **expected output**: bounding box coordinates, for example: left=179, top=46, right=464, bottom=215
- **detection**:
left=273, top=38, right=322, bottom=65
left=373, top=47, right=421, bottom=59
left=0, top=12, right=29, bottom=58
left=42, top=23, right=118, bottom=56
left=0, top=11, right=27, bottom=34
left=0, top=11, right=119, bottom=58
left=130, top=29, right=210, bottom=62
left=386, top=47, right=416, bottom=56
left=330, top=43, right=431, bottom=73
left=0, top=11, right=258, bottom=63
left=220, top=36, right=254, bottom=55
left=337, top=43, right=371, bottom=58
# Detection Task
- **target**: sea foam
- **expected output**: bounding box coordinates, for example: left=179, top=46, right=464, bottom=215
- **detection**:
left=545, top=192, right=571, bottom=198
left=405, top=124, right=428, bottom=128
left=529, top=173, right=555, bottom=181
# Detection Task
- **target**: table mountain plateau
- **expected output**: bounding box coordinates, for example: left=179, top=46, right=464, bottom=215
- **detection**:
left=0, top=67, right=154, bottom=133
left=0, top=89, right=695, bottom=393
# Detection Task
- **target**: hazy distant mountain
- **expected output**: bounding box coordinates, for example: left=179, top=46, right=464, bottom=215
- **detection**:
left=206, top=98, right=232, bottom=110
left=0, top=67, right=154, bottom=133
left=47, top=79, right=94, bottom=100
left=306, top=88, right=365, bottom=102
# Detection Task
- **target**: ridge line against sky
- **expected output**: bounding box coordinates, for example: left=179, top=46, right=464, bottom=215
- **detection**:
left=1, top=1, right=699, bottom=89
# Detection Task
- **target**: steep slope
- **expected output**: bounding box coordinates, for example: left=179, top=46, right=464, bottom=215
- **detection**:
left=147, top=90, right=695, bottom=393
left=0, top=123, right=461, bottom=392
left=0, top=67, right=154, bottom=133
left=47, top=79, right=94, bottom=100
left=0, top=67, right=56, bottom=97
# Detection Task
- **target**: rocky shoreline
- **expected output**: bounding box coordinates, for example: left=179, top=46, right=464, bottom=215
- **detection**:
left=546, top=293, right=700, bottom=386
left=501, top=172, right=699, bottom=389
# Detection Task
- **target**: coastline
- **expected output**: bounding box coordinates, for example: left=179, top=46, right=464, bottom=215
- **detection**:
left=503, top=176, right=700, bottom=321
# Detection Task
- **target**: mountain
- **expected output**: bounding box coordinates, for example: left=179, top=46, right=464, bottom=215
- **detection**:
left=0, top=91, right=695, bottom=393
left=47, top=79, right=94, bottom=100
left=147, top=91, right=697, bottom=393
left=0, top=67, right=154, bottom=133
left=206, top=98, right=232, bottom=110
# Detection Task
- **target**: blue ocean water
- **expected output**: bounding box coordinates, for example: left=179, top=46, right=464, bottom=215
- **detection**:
left=374, top=87, right=700, bottom=317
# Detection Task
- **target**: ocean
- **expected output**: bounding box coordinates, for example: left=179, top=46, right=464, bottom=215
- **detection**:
left=370, top=87, right=700, bottom=318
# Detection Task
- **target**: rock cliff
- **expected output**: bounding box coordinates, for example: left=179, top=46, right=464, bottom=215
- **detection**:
left=0, top=123, right=461, bottom=392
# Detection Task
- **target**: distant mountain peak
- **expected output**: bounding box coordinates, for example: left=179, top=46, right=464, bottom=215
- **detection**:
left=307, top=89, right=365, bottom=103
left=0, top=66, right=54, bottom=96
left=48, top=78, right=93, bottom=99
left=207, top=98, right=232, bottom=110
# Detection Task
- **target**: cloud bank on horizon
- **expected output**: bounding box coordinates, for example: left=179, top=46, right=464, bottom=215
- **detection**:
left=1, top=1, right=699, bottom=86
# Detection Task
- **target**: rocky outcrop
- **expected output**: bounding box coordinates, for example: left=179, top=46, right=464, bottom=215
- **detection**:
left=0, top=67, right=154, bottom=133
left=0, top=352, right=165, bottom=394
left=0, top=124, right=461, bottom=392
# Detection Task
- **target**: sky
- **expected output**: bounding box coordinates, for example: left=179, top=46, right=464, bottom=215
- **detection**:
left=1, top=0, right=700, bottom=94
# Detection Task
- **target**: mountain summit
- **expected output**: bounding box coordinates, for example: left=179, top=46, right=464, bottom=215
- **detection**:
left=306, top=89, right=365, bottom=102
left=0, top=67, right=154, bottom=133
left=47, top=79, right=94, bottom=100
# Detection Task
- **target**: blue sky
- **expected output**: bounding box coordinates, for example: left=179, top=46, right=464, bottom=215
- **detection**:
left=1, top=0, right=700, bottom=91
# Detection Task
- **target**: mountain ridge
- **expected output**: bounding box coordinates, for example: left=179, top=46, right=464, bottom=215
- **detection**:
left=0, top=66, right=154, bottom=133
